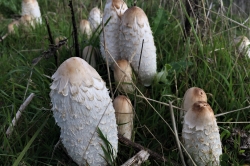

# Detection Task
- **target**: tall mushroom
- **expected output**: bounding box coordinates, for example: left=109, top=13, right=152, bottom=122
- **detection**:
left=79, top=19, right=92, bottom=39
left=113, top=59, right=134, bottom=93
left=82, top=46, right=97, bottom=68
left=182, top=101, right=222, bottom=165
left=119, top=6, right=157, bottom=86
left=100, top=0, right=128, bottom=67
left=22, top=0, right=42, bottom=24
left=88, top=7, right=102, bottom=32
left=234, top=36, right=250, bottom=58
left=113, top=95, right=133, bottom=140
left=50, top=57, right=118, bottom=165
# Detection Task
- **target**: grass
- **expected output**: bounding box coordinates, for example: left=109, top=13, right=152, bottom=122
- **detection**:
left=0, top=0, right=250, bottom=165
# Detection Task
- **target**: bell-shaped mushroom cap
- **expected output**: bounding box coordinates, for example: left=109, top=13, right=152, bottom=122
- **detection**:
left=182, top=101, right=222, bottom=165
left=119, top=6, right=157, bottom=86
left=50, top=57, right=118, bottom=165
left=113, top=59, right=134, bottom=93
left=234, top=36, right=250, bottom=58
left=114, top=95, right=133, bottom=140
left=182, top=87, right=207, bottom=112
left=82, top=46, right=97, bottom=68
left=22, top=0, right=42, bottom=24
left=100, top=0, right=128, bottom=67
left=88, top=7, right=102, bottom=32
left=184, top=101, right=215, bottom=130
left=79, top=19, right=92, bottom=39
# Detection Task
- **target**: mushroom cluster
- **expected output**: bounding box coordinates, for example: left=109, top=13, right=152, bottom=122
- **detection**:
left=50, top=57, right=118, bottom=165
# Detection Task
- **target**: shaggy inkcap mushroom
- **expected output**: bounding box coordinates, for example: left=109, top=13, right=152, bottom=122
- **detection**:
left=88, top=7, right=102, bottom=32
left=119, top=6, right=157, bottom=86
left=113, top=95, right=133, bottom=140
left=8, top=15, right=34, bottom=34
left=100, top=0, right=128, bottom=67
left=113, top=59, right=134, bottom=93
left=82, top=46, right=97, bottom=68
left=79, top=19, right=92, bottom=39
left=234, top=36, right=250, bottom=58
left=50, top=57, right=118, bottom=165
left=182, top=101, right=222, bottom=166
left=22, top=0, right=42, bottom=24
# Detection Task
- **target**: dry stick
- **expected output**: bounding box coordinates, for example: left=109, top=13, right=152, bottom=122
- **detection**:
left=69, top=0, right=80, bottom=57
left=6, top=93, right=35, bottom=137
left=215, top=105, right=250, bottom=117
left=118, top=134, right=174, bottom=164
left=121, top=150, right=150, bottom=166
left=0, top=34, right=8, bottom=42
left=45, top=16, right=58, bottom=67
left=169, top=101, right=186, bottom=166
left=101, top=18, right=114, bottom=101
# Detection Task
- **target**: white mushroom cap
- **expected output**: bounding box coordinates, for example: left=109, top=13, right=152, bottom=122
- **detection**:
left=184, top=101, right=215, bottom=130
left=88, top=7, right=102, bottom=32
left=182, top=101, right=222, bottom=165
left=234, top=36, right=250, bottom=58
left=100, top=0, right=128, bottom=67
left=182, top=87, right=207, bottom=112
left=113, top=59, right=134, bottom=93
left=22, top=0, right=42, bottom=24
left=119, top=6, right=157, bottom=86
left=113, top=95, right=133, bottom=140
left=82, top=46, right=97, bottom=68
left=50, top=57, right=118, bottom=165
left=79, top=19, right=92, bottom=39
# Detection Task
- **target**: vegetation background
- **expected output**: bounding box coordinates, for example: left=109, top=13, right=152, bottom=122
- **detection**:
left=0, top=0, right=250, bottom=165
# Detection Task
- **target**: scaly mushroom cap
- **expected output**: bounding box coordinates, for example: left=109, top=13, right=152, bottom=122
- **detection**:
left=113, top=95, right=133, bottom=140
left=82, top=46, right=97, bottom=68
left=100, top=0, right=128, bottom=67
left=22, top=0, right=42, bottom=24
left=182, top=101, right=222, bottom=165
left=119, top=6, right=157, bottom=86
left=234, top=36, right=250, bottom=58
left=113, top=59, right=134, bottom=93
left=79, top=19, right=92, bottom=39
left=50, top=57, right=118, bottom=165
left=88, top=7, right=102, bottom=32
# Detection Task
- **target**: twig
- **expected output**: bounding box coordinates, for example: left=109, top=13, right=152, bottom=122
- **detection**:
left=169, top=101, right=186, bottom=166
left=121, top=150, right=150, bottom=166
left=6, top=93, right=35, bottom=137
left=0, top=34, right=8, bottom=42
left=68, top=0, right=80, bottom=57
left=118, top=134, right=177, bottom=164
left=45, top=16, right=58, bottom=67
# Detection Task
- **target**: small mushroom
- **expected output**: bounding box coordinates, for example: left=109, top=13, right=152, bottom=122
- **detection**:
left=79, top=19, right=92, bottom=39
left=100, top=0, right=128, bottom=67
left=88, top=7, right=102, bottom=32
left=113, top=59, right=134, bottom=93
left=82, top=46, right=97, bottom=68
left=234, top=36, right=250, bottom=58
left=8, top=15, right=34, bottom=34
left=50, top=57, right=118, bottom=165
left=113, top=95, right=133, bottom=140
left=22, top=0, right=42, bottom=24
left=182, top=101, right=222, bottom=165
left=119, top=6, right=157, bottom=86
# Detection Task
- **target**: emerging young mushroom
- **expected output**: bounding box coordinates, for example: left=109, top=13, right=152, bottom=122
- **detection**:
left=182, top=101, right=222, bottom=165
left=234, top=36, right=250, bottom=58
left=82, top=46, right=97, bottom=68
left=113, top=59, right=134, bottom=93
left=113, top=95, right=133, bottom=140
left=100, top=0, right=128, bottom=67
left=119, top=6, right=157, bottom=86
left=79, top=19, right=92, bottom=39
left=88, top=7, right=102, bottom=32
left=22, top=0, right=42, bottom=24
left=8, top=15, right=34, bottom=34
left=50, top=57, right=118, bottom=165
